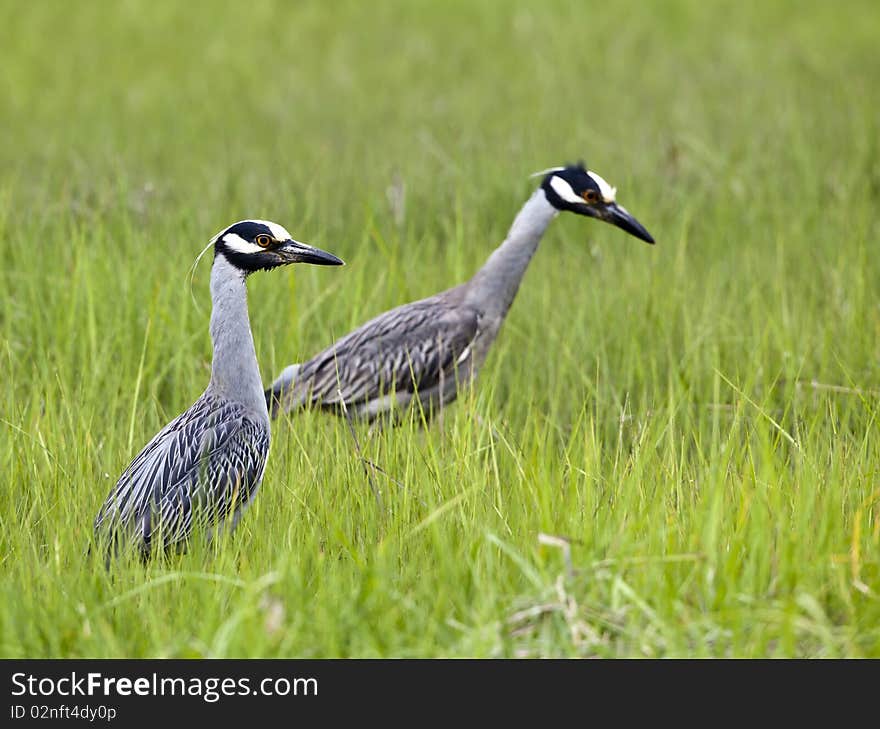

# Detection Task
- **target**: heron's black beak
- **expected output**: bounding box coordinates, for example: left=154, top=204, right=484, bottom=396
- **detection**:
left=600, top=203, right=654, bottom=244
left=279, top=239, right=345, bottom=266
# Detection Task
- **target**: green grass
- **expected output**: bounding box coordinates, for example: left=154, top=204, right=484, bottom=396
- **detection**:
left=1, top=0, right=879, bottom=657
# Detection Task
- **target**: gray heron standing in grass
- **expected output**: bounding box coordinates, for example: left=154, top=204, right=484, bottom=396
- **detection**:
left=266, top=163, right=653, bottom=421
left=94, top=220, right=343, bottom=560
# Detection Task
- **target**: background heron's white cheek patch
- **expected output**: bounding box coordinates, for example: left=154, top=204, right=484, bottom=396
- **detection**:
left=223, top=233, right=264, bottom=255
left=587, top=171, right=617, bottom=203
left=549, top=175, right=584, bottom=204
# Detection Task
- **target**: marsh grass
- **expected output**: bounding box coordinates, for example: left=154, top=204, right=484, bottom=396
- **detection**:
left=1, top=0, right=878, bottom=657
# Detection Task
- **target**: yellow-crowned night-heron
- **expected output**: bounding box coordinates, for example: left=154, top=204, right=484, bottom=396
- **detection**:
left=94, top=220, right=343, bottom=560
left=266, top=163, right=653, bottom=421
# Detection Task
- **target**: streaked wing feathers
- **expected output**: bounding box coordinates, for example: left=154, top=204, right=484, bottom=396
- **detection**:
left=294, top=294, right=479, bottom=407
left=94, top=392, right=269, bottom=555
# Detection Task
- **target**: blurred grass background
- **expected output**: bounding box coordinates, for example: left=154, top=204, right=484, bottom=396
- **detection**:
left=1, top=0, right=878, bottom=656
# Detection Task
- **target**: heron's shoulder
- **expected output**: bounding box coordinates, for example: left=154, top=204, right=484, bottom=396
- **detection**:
left=123, top=394, right=263, bottom=472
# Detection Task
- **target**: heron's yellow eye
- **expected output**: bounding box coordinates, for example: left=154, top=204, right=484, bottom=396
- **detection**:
left=583, top=189, right=598, bottom=204
left=255, top=234, right=273, bottom=248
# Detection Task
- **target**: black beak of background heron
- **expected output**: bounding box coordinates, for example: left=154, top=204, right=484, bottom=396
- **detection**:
left=280, top=240, right=345, bottom=266
left=602, top=203, right=655, bottom=244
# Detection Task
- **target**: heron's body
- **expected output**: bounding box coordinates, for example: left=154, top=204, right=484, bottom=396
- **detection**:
left=273, top=283, right=478, bottom=419
left=94, top=221, right=342, bottom=560
left=267, top=164, right=654, bottom=421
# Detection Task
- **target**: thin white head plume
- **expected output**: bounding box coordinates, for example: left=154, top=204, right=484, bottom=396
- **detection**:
left=528, top=166, right=567, bottom=179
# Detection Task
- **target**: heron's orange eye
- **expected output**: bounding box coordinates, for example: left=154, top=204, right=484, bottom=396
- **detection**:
left=583, top=189, right=598, bottom=204
left=255, top=234, right=273, bottom=248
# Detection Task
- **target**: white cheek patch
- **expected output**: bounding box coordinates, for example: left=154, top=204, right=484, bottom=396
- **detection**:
left=587, top=171, right=617, bottom=203
left=222, top=233, right=264, bottom=255
left=549, top=175, right=584, bottom=205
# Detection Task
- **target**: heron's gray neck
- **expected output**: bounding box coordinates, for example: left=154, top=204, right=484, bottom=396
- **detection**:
left=208, top=254, right=268, bottom=420
left=466, top=188, right=558, bottom=321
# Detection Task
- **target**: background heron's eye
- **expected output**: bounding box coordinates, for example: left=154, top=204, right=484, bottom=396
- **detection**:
left=583, top=189, right=598, bottom=204
left=255, top=234, right=273, bottom=248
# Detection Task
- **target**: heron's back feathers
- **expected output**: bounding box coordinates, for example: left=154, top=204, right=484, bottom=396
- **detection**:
left=267, top=287, right=480, bottom=419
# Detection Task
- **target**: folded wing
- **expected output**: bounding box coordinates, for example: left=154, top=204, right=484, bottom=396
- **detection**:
left=94, top=393, right=269, bottom=556
left=280, top=292, right=480, bottom=414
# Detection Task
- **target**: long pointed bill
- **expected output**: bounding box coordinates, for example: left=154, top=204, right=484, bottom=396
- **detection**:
left=603, top=203, right=655, bottom=244
left=281, top=239, right=345, bottom=266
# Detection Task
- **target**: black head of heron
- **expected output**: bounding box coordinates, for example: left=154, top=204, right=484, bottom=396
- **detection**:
left=213, top=219, right=345, bottom=273
left=540, top=163, right=655, bottom=244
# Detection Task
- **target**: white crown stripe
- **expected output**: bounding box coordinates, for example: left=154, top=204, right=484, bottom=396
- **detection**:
left=587, top=171, right=617, bottom=203
left=261, top=221, right=293, bottom=241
